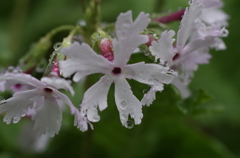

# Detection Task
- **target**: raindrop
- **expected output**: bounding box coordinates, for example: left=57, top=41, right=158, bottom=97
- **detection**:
left=13, top=116, right=19, bottom=124
left=21, top=111, right=26, bottom=117
left=143, top=89, right=148, bottom=94
left=188, top=0, right=193, bottom=5
left=4, top=117, right=10, bottom=124
left=7, top=66, right=15, bottom=73
left=120, top=101, right=127, bottom=110
left=0, top=96, right=5, bottom=104
left=144, top=51, right=150, bottom=56
left=49, top=131, right=55, bottom=137
left=92, top=115, right=100, bottom=122
left=53, top=42, right=62, bottom=51
left=126, top=120, right=134, bottom=129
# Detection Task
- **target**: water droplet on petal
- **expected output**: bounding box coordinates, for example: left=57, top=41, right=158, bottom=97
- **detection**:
left=143, top=89, right=148, bottom=94
left=92, top=115, right=100, bottom=122
left=7, top=66, right=15, bottom=73
left=13, top=116, right=19, bottom=124
left=21, top=111, right=26, bottom=117
left=0, top=96, right=5, bottom=104
left=126, top=120, right=134, bottom=129
left=53, top=42, right=62, bottom=50
left=144, top=51, right=150, bottom=56
left=120, top=101, right=127, bottom=110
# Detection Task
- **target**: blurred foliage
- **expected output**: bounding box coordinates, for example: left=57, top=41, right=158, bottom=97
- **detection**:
left=0, top=0, right=240, bottom=158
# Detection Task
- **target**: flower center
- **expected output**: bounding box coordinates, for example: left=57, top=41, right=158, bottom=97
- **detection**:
left=112, top=67, right=121, bottom=75
left=44, top=88, right=53, bottom=93
left=173, top=53, right=180, bottom=61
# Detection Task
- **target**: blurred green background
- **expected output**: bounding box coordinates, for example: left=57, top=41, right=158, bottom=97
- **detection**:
left=0, top=0, right=240, bottom=157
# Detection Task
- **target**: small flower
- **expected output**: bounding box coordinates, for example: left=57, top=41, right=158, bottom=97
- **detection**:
left=60, top=11, right=174, bottom=127
left=149, top=1, right=210, bottom=98
left=195, top=0, right=229, bottom=26
left=0, top=72, right=88, bottom=136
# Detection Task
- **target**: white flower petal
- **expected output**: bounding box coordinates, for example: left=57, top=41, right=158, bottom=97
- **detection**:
left=55, top=91, right=76, bottom=114
left=0, top=81, right=6, bottom=91
left=0, top=73, right=44, bottom=89
left=113, top=11, right=150, bottom=67
left=60, top=42, right=113, bottom=81
left=177, top=1, right=203, bottom=51
left=195, top=0, right=220, bottom=8
left=126, top=62, right=174, bottom=90
left=0, top=89, right=38, bottom=124
left=81, top=75, right=113, bottom=122
left=74, top=110, right=91, bottom=132
left=114, top=79, right=143, bottom=126
left=41, top=77, right=74, bottom=96
left=32, top=97, right=62, bottom=137
left=172, top=77, right=191, bottom=99
left=200, top=7, right=229, bottom=26
left=141, top=87, right=156, bottom=106
left=150, top=30, right=176, bottom=64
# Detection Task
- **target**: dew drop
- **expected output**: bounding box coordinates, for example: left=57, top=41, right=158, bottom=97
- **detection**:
left=144, top=51, right=150, bottom=56
left=92, top=115, right=100, bottom=122
left=53, top=42, right=62, bottom=50
left=143, top=89, right=148, bottom=94
left=120, top=101, right=127, bottom=110
left=126, top=120, right=134, bottom=129
left=7, top=66, right=15, bottom=73
left=13, top=116, right=19, bottom=124
left=21, top=111, right=26, bottom=117
left=0, top=96, right=5, bottom=104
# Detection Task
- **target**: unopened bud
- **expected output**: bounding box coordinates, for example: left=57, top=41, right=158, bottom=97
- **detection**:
left=153, top=10, right=185, bottom=24
left=100, top=38, right=114, bottom=61
left=146, top=36, right=157, bottom=47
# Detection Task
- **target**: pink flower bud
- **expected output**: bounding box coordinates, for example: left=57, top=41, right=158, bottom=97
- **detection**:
left=146, top=35, right=157, bottom=47
left=153, top=10, right=185, bottom=24
left=100, top=38, right=114, bottom=62
left=50, top=61, right=60, bottom=77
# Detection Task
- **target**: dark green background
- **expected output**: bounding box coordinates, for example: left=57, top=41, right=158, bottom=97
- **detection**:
left=0, top=0, right=239, bottom=157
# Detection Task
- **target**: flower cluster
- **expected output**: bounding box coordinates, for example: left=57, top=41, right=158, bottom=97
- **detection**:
left=0, top=0, right=229, bottom=136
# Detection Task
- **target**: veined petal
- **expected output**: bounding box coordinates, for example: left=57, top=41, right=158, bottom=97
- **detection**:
left=172, top=77, right=191, bottom=99
left=81, top=75, right=113, bottom=122
left=113, top=11, right=150, bottom=67
left=54, top=91, right=76, bottom=114
left=195, top=0, right=220, bottom=8
left=60, top=42, right=113, bottom=81
left=74, top=110, right=92, bottom=132
left=126, top=62, right=175, bottom=90
left=177, top=1, right=203, bottom=51
left=32, top=97, right=62, bottom=137
left=114, top=79, right=143, bottom=126
left=150, top=30, right=176, bottom=64
left=141, top=87, right=156, bottom=106
left=0, top=73, right=44, bottom=89
left=41, top=77, right=74, bottom=96
left=0, top=89, right=38, bottom=124
left=200, top=7, right=229, bottom=26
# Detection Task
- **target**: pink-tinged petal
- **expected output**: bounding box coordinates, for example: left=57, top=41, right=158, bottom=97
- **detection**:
left=32, top=97, right=62, bottom=137
left=126, top=62, right=174, bottom=90
left=0, top=73, right=44, bottom=89
left=41, top=77, right=74, bottom=96
left=60, top=42, right=113, bottom=81
left=172, top=77, right=191, bottom=99
left=0, top=81, right=6, bottom=91
left=141, top=87, right=156, bottom=106
left=194, top=0, right=220, bottom=8
left=81, top=75, right=113, bottom=122
left=18, top=121, right=50, bottom=153
left=181, top=48, right=212, bottom=71
left=74, top=110, right=92, bottom=132
left=177, top=1, right=203, bottom=51
left=114, top=79, right=143, bottom=126
left=200, top=7, right=229, bottom=26
left=150, top=30, right=176, bottom=64
left=54, top=91, right=76, bottom=114
left=113, top=11, right=150, bottom=67
left=0, top=89, right=39, bottom=124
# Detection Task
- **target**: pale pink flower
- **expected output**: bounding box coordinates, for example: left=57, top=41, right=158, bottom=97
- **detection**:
left=60, top=11, right=174, bottom=127
left=0, top=72, right=88, bottom=136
